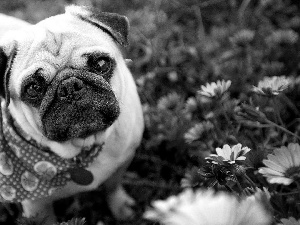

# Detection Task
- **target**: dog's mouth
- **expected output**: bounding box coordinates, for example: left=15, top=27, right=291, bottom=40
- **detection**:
left=71, top=133, right=98, bottom=148
left=42, top=100, right=119, bottom=142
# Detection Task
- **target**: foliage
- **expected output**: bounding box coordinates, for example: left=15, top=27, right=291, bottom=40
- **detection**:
left=1, top=0, right=300, bottom=224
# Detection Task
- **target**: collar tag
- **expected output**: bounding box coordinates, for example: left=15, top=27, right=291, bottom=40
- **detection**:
left=68, top=167, right=94, bottom=186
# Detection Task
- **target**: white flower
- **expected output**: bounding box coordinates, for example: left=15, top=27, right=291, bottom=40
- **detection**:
left=230, top=29, right=255, bottom=46
left=267, top=29, right=299, bottom=45
left=252, top=76, right=291, bottom=96
left=144, top=189, right=272, bottom=225
left=259, top=143, right=300, bottom=185
left=184, top=97, right=198, bottom=113
left=184, top=122, right=214, bottom=144
left=209, top=143, right=251, bottom=164
left=157, top=92, right=183, bottom=110
left=198, top=80, right=231, bottom=98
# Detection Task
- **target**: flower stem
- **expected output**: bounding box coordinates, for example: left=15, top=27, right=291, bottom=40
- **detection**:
left=208, top=179, right=218, bottom=188
left=224, top=184, right=234, bottom=192
left=211, top=119, right=224, bottom=142
left=280, top=93, right=300, bottom=116
left=266, top=119, right=300, bottom=141
left=271, top=98, right=284, bottom=126
left=235, top=176, right=244, bottom=193
left=295, top=181, right=300, bottom=211
left=244, top=174, right=257, bottom=189
left=221, top=101, right=235, bottom=131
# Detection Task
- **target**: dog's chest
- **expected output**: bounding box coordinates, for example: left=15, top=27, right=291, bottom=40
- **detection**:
left=0, top=106, right=107, bottom=202
left=0, top=138, right=104, bottom=202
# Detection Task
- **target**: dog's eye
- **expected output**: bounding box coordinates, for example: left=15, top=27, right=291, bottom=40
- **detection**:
left=95, top=57, right=111, bottom=73
left=21, top=74, right=47, bottom=106
left=87, top=54, right=114, bottom=77
left=26, top=82, right=44, bottom=98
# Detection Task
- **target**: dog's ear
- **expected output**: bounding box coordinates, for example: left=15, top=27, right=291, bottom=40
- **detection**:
left=0, top=45, right=17, bottom=106
left=66, top=5, right=129, bottom=46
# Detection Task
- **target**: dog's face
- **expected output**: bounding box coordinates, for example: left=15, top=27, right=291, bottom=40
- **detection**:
left=0, top=6, right=130, bottom=157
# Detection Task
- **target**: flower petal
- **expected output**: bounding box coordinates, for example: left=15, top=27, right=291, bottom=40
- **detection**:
left=232, top=144, right=242, bottom=159
left=236, top=156, right=246, bottom=161
left=267, top=154, right=289, bottom=169
left=222, top=144, right=232, bottom=159
left=258, top=167, right=284, bottom=176
left=262, top=159, right=286, bottom=173
left=288, top=143, right=300, bottom=166
left=268, top=176, right=293, bottom=185
left=216, top=147, right=225, bottom=158
left=273, top=148, right=292, bottom=167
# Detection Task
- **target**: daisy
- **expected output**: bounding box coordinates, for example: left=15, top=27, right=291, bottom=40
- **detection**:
left=184, top=97, right=198, bottom=113
left=259, top=143, right=300, bottom=185
left=208, top=143, right=251, bottom=164
left=230, top=29, right=255, bottom=46
left=267, top=29, right=299, bottom=45
left=252, top=76, right=291, bottom=96
left=144, top=189, right=272, bottom=225
left=184, top=122, right=214, bottom=144
left=198, top=80, right=231, bottom=98
left=157, top=92, right=183, bottom=110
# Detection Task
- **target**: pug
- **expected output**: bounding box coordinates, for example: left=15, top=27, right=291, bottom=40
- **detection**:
left=0, top=5, right=144, bottom=224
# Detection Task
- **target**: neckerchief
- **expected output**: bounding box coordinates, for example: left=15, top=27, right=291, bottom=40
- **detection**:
left=0, top=100, right=103, bottom=202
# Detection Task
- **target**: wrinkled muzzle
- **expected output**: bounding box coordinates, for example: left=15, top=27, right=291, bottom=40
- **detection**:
left=40, top=69, right=120, bottom=142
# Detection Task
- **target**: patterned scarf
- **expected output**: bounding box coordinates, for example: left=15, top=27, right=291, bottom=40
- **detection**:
left=0, top=100, right=103, bottom=202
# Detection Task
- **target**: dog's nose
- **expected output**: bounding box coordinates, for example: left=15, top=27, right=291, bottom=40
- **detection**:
left=57, top=77, right=85, bottom=101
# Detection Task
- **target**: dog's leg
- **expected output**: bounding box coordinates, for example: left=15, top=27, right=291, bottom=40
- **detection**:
left=103, top=159, right=135, bottom=220
left=22, top=199, right=56, bottom=225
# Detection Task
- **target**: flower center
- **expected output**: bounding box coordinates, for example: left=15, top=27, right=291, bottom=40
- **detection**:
left=285, top=166, right=300, bottom=179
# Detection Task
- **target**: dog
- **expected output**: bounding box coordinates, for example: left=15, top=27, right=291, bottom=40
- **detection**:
left=0, top=5, right=144, bottom=224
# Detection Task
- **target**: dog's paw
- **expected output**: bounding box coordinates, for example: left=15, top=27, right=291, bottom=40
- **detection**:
left=106, top=186, right=136, bottom=220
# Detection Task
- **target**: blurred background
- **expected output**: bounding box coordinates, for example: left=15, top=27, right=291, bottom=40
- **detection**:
left=1, top=0, right=300, bottom=224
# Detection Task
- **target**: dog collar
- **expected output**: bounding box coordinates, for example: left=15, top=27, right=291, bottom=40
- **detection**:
left=0, top=100, right=103, bottom=202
